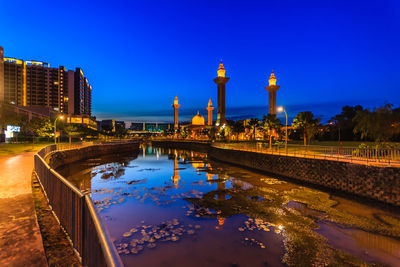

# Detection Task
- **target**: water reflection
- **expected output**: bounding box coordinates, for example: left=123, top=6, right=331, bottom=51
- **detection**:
left=58, top=145, right=400, bottom=267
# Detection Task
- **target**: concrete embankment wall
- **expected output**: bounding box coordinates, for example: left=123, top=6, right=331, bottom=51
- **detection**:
left=46, top=142, right=140, bottom=169
left=151, top=140, right=211, bottom=153
left=209, top=146, right=400, bottom=207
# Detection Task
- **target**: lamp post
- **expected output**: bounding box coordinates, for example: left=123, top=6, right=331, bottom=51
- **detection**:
left=277, top=106, right=288, bottom=152
left=54, top=115, right=64, bottom=145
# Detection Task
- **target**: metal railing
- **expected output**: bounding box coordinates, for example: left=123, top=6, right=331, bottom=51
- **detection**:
left=34, top=144, right=124, bottom=267
left=212, top=142, right=400, bottom=167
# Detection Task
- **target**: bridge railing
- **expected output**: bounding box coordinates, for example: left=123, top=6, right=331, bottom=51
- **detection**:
left=212, top=142, right=400, bottom=167
left=34, top=144, right=124, bottom=267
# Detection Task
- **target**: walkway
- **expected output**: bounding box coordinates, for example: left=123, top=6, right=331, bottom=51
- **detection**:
left=0, top=152, right=47, bottom=266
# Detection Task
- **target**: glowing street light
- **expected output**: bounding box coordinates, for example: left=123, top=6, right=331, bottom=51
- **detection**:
left=277, top=106, right=288, bottom=152
left=54, top=115, right=64, bottom=145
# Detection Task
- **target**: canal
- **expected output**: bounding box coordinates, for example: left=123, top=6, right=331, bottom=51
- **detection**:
left=57, top=145, right=400, bottom=267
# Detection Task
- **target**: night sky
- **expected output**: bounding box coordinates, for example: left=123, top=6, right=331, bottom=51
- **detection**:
left=1, top=0, right=399, bottom=123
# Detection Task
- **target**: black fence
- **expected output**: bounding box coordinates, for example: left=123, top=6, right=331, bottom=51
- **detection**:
left=34, top=145, right=123, bottom=267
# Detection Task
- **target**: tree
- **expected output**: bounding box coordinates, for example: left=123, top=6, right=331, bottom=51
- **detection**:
left=262, top=114, right=282, bottom=148
left=115, top=124, right=128, bottom=138
left=332, top=105, right=363, bottom=141
left=292, top=111, right=320, bottom=146
left=231, top=121, right=245, bottom=140
left=353, top=104, right=400, bottom=142
left=246, top=118, right=262, bottom=140
left=25, top=118, right=53, bottom=138
left=63, top=124, right=81, bottom=144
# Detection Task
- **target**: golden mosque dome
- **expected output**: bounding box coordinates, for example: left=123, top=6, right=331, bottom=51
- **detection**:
left=192, top=112, right=205, bottom=126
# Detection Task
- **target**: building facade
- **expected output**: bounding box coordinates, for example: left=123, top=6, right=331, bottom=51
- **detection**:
left=0, top=46, right=92, bottom=116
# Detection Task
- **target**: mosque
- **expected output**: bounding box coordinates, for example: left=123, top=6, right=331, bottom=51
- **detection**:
left=172, top=60, right=279, bottom=140
left=172, top=61, right=227, bottom=139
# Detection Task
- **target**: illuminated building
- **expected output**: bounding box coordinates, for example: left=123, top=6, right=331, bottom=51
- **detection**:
left=66, top=115, right=97, bottom=130
left=74, top=68, right=92, bottom=115
left=213, top=60, right=229, bottom=125
left=130, top=122, right=172, bottom=132
left=265, top=71, right=280, bottom=115
left=172, top=96, right=180, bottom=130
left=0, top=46, right=92, bottom=116
left=206, top=98, right=214, bottom=126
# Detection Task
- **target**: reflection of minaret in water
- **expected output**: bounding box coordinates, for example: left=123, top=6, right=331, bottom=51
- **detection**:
left=171, top=154, right=180, bottom=187
left=205, top=163, right=214, bottom=183
left=215, top=174, right=227, bottom=229
left=216, top=174, right=226, bottom=201
left=142, top=146, right=146, bottom=158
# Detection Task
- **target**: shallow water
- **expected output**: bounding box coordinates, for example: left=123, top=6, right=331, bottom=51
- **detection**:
left=57, top=145, right=400, bottom=267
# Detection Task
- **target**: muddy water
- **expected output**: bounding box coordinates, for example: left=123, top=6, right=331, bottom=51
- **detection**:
left=57, top=146, right=400, bottom=267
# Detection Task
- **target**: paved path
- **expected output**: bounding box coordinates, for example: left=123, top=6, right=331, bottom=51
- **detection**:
left=0, top=152, right=47, bottom=267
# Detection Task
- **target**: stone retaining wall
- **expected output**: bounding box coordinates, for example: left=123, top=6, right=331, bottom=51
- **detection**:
left=46, top=142, right=140, bottom=169
left=209, top=146, right=400, bottom=206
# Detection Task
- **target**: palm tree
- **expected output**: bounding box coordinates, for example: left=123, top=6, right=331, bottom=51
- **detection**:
left=292, top=111, right=320, bottom=146
left=262, top=114, right=282, bottom=148
left=246, top=118, right=261, bottom=140
left=232, top=121, right=245, bottom=140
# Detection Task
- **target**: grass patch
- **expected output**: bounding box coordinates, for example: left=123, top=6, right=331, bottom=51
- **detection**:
left=0, top=143, right=53, bottom=157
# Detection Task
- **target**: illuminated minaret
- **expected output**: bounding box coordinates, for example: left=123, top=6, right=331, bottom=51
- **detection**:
left=265, top=71, right=280, bottom=115
left=172, top=96, right=180, bottom=130
left=206, top=98, right=214, bottom=126
left=213, top=60, right=229, bottom=125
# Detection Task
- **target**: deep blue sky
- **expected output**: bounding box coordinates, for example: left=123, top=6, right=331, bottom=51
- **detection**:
left=1, top=0, right=399, bottom=123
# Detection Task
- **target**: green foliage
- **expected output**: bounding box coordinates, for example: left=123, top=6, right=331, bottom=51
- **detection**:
left=231, top=121, right=245, bottom=140
left=262, top=114, right=282, bottom=147
left=353, top=104, right=400, bottom=142
left=292, top=111, right=320, bottom=146
left=24, top=118, right=53, bottom=137
left=63, top=124, right=81, bottom=136
left=331, top=105, right=363, bottom=141
left=115, top=124, right=128, bottom=138
left=246, top=118, right=262, bottom=140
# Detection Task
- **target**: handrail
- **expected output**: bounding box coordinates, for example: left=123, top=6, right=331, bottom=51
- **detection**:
left=84, top=195, right=123, bottom=267
left=212, top=142, right=400, bottom=167
left=34, top=144, right=125, bottom=267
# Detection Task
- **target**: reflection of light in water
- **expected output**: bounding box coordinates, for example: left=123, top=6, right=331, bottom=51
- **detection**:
left=275, top=224, right=284, bottom=233
left=206, top=163, right=214, bottom=183
left=192, top=162, right=205, bottom=169
left=216, top=216, right=226, bottom=229
left=206, top=173, right=214, bottom=182
left=172, top=157, right=180, bottom=187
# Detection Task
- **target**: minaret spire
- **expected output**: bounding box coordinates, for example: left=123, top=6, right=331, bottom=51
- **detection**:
left=172, top=96, right=180, bottom=130
left=265, top=70, right=280, bottom=115
left=206, top=98, right=214, bottom=126
left=214, top=60, right=229, bottom=125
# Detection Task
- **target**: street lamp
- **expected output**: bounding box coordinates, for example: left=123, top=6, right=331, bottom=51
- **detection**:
left=277, top=106, right=288, bottom=152
left=54, top=115, right=64, bottom=145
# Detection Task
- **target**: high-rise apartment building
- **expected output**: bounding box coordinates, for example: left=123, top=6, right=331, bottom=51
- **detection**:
left=0, top=46, right=92, bottom=116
